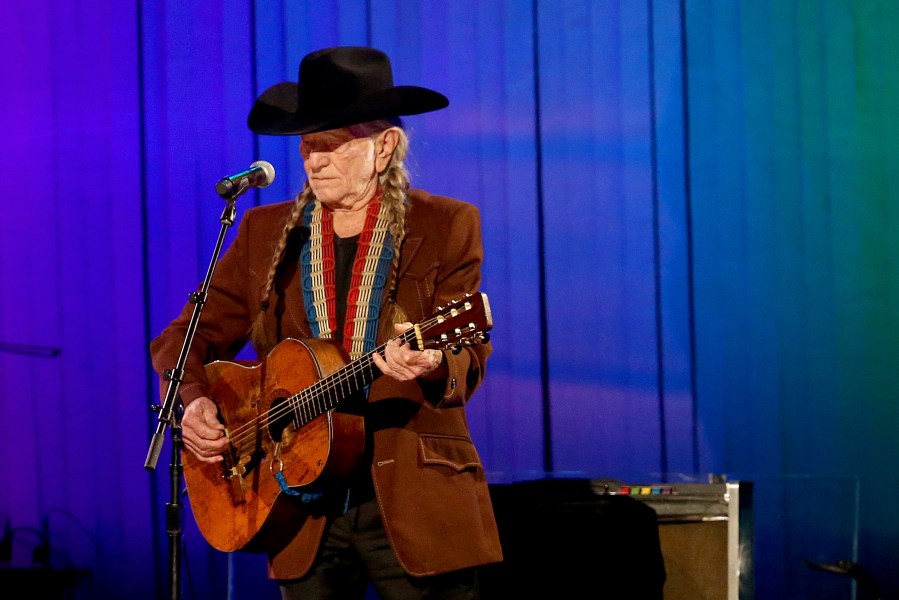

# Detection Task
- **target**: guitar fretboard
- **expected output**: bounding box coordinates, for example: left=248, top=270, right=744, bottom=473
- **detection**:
left=287, top=329, right=416, bottom=427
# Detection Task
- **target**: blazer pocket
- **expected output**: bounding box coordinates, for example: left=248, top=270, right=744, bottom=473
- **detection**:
left=419, top=434, right=482, bottom=472
left=402, top=259, right=438, bottom=280
left=398, top=262, right=439, bottom=319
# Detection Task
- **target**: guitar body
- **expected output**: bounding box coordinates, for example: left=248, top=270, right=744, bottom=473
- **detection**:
left=180, top=292, right=493, bottom=554
left=183, top=337, right=365, bottom=553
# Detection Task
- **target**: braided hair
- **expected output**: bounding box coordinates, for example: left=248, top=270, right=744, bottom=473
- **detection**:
left=250, top=120, right=411, bottom=353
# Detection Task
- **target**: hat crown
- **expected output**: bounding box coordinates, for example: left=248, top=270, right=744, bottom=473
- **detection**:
left=298, top=47, right=394, bottom=113
left=247, top=45, right=448, bottom=136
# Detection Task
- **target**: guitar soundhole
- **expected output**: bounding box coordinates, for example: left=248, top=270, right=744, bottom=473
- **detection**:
left=267, top=396, right=295, bottom=443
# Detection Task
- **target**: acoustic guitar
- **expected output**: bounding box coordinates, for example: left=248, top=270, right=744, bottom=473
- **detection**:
left=182, top=292, right=493, bottom=553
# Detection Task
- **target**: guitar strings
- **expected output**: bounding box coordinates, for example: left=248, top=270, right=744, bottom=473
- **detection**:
left=225, top=319, right=431, bottom=453
left=223, top=309, right=468, bottom=455
left=224, top=336, right=392, bottom=453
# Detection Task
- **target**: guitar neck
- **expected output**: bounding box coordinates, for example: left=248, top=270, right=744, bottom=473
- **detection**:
left=289, top=330, right=415, bottom=427
left=284, top=292, right=490, bottom=428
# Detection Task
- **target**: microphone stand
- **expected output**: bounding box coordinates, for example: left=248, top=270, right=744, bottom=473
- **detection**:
left=144, top=192, right=243, bottom=600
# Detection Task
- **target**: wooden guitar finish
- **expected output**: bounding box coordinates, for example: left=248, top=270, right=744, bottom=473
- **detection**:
left=181, top=292, right=493, bottom=553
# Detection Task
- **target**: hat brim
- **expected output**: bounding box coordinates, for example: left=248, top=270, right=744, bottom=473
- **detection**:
left=248, top=82, right=449, bottom=136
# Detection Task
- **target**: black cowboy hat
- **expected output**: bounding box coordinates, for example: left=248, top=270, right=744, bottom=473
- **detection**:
left=247, top=46, right=449, bottom=136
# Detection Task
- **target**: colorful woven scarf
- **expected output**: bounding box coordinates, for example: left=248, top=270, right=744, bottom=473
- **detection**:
left=300, top=195, right=394, bottom=360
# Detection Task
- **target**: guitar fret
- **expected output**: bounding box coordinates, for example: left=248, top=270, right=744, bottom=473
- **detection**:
left=355, top=357, right=373, bottom=389
left=296, top=391, right=309, bottom=426
left=308, top=382, right=321, bottom=419
left=334, top=370, right=348, bottom=399
left=320, top=380, right=332, bottom=414
left=307, top=389, right=318, bottom=424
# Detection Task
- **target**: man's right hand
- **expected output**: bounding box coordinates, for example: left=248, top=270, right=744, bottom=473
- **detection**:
left=180, top=396, right=230, bottom=463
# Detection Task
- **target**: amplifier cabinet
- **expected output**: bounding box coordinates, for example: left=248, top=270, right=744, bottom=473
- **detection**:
left=592, top=478, right=754, bottom=600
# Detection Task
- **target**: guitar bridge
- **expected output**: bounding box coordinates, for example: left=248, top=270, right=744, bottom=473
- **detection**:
left=227, top=463, right=245, bottom=479
left=222, top=448, right=264, bottom=504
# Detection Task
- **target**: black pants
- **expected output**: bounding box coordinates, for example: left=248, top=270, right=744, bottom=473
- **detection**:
left=278, top=494, right=479, bottom=600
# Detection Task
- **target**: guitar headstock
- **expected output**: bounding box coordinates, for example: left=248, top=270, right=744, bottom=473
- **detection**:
left=406, top=292, right=493, bottom=354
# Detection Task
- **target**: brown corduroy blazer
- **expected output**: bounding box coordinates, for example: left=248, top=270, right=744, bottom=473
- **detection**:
left=150, top=188, right=503, bottom=580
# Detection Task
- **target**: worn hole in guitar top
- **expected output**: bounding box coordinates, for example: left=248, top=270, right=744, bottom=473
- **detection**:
left=267, top=395, right=295, bottom=443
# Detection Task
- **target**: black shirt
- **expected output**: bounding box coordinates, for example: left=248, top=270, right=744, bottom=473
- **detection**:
left=334, top=234, right=359, bottom=341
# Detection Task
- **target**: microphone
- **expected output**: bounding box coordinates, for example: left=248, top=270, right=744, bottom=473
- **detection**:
left=216, top=160, right=275, bottom=199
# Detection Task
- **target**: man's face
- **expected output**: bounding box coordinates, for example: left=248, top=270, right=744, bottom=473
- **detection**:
left=300, top=127, right=378, bottom=209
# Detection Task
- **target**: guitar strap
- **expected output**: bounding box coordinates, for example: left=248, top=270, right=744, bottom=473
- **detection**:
left=299, top=193, right=394, bottom=361
left=291, top=193, right=394, bottom=504
left=273, top=444, right=324, bottom=502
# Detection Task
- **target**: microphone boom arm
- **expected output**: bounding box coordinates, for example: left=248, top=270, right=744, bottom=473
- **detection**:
left=144, top=197, right=240, bottom=600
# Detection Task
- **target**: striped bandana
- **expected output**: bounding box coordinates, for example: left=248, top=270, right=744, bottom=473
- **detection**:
left=300, top=194, right=394, bottom=360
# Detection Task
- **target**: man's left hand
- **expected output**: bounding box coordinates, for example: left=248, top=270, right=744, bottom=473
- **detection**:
left=372, top=322, right=444, bottom=381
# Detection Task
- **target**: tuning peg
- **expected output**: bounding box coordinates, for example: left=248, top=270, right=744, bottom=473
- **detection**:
left=479, top=333, right=490, bottom=343
left=451, top=345, right=463, bottom=355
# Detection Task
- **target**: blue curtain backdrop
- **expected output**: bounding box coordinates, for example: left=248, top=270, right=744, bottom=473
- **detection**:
left=1, top=1, right=897, bottom=599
